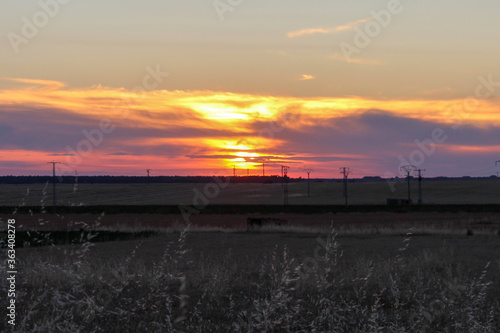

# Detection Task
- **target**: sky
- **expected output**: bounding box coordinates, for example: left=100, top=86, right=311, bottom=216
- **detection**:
left=1, top=0, right=499, bottom=178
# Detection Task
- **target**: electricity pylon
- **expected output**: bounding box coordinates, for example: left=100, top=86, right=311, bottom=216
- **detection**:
left=400, top=165, right=416, bottom=205
left=340, top=167, right=352, bottom=206
left=48, top=161, right=61, bottom=213
left=417, top=169, right=426, bottom=204
left=303, top=169, right=313, bottom=198
left=282, top=165, right=290, bottom=206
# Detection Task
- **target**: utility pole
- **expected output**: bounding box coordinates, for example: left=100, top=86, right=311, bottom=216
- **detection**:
left=400, top=165, right=416, bottom=205
left=417, top=169, right=426, bottom=204
left=48, top=161, right=61, bottom=213
left=247, top=168, right=249, bottom=176
left=281, top=165, right=284, bottom=186
left=340, top=167, right=351, bottom=206
left=262, top=163, right=265, bottom=177
left=233, top=165, right=236, bottom=177
left=282, top=165, right=289, bottom=206
left=303, top=169, right=313, bottom=198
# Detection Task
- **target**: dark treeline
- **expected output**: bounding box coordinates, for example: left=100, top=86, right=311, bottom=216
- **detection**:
left=0, top=175, right=496, bottom=184
left=0, top=175, right=284, bottom=184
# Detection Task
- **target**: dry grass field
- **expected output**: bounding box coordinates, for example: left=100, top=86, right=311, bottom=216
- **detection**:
left=1, top=178, right=499, bottom=206
left=2, top=228, right=499, bottom=332
left=1, top=178, right=499, bottom=331
left=3, top=211, right=500, bottom=236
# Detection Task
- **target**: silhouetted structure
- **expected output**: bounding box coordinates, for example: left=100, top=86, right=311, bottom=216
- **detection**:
left=246, top=217, right=288, bottom=230
left=303, top=169, right=313, bottom=198
left=340, top=167, right=352, bottom=206
left=47, top=161, right=61, bottom=213
left=282, top=165, right=290, bottom=206
left=417, top=169, right=425, bottom=204
left=400, top=165, right=416, bottom=206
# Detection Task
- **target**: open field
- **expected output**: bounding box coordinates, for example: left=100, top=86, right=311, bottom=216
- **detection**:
left=2, top=229, right=499, bottom=332
left=2, top=211, right=500, bottom=236
left=2, top=178, right=499, bottom=331
left=1, top=178, right=500, bottom=206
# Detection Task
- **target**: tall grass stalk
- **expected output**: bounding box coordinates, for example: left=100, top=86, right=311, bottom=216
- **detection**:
left=6, top=226, right=499, bottom=332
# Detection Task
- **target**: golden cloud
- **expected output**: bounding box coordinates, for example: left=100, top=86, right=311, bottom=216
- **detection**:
left=1, top=78, right=499, bottom=175
left=287, top=18, right=372, bottom=38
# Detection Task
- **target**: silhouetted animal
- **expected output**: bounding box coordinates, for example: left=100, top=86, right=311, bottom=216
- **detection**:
left=246, top=217, right=288, bottom=230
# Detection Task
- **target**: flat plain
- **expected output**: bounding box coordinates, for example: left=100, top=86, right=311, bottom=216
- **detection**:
left=1, top=179, right=499, bottom=331
left=1, top=178, right=499, bottom=206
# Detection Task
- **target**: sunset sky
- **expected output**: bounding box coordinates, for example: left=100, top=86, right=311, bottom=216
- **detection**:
left=1, top=0, right=499, bottom=178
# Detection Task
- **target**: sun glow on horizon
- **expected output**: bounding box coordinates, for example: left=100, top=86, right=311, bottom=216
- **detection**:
left=1, top=78, right=499, bottom=177
left=234, top=152, right=259, bottom=158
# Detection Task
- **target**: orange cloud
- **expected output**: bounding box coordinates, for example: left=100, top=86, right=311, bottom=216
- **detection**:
left=287, top=18, right=372, bottom=38
left=441, top=145, right=500, bottom=153
left=2, top=78, right=498, bottom=128
left=2, top=78, right=66, bottom=91
left=1, top=78, right=499, bottom=176
left=298, top=74, right=315, bottom=81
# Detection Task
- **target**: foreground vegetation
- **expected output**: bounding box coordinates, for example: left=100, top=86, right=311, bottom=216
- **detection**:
left=0, top=230, right=157, bottom=247
left=2, top=227, right=499, bottom=332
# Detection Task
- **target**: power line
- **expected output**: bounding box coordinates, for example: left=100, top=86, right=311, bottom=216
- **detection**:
left=340, top=167, right=352, bottom=206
